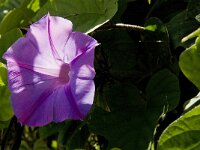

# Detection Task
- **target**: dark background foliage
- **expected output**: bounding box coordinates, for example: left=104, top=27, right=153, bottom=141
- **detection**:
left=0, top=0, right=200, bottom=150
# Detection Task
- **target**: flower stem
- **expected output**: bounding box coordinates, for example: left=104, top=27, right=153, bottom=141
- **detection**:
left=91, top=23, right=146, bottom=35
left=106, top=23, right=145, bottom=32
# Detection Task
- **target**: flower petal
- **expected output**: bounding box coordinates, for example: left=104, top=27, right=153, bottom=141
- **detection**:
left=69, top=77, right=95, bottom=118
left=3, top=34, right=61, bottom=78
left=11, top=79, right=56, bottom=126
left=14, top=83, right=84, bottom=126
left=53, top=84, right=84, bottom=122
left=12, top=82, right=88, bottom=126
left=27, top=14, right=73, bottom=62
left=63, top=32, right=97, bottom=63
left=8, top=66, right=83, bottom=126
left=6, top=62, right=87, bottom=126
left=70, top=43, right=96, bottom=79
left=63, top=32, right=97, bottom=79
left=6, top=61, right=57, bottom=93
left=2, top=14, right=97, bottom=126
left=3, top=14, right=73, bottom=74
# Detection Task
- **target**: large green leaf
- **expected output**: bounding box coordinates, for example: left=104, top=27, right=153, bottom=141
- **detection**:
left=34, top=0, right=118, bottom=33
left=179, top=36, right=200, bottom=89
left=94, top=29, right=137, bottom=79
left=107, top=30, right=137, bottom=77
left=146, top=69, right=180, bottom=112
left=166, top=11, right=199, bottom=49
left=0, top=0, right=23, bottom=21
left=88, top=69, right=180, bottom=150
left=157, top=105, right=200, bottom=150
left=187, top=0, right=200, bottom=18
left=184, top=92, right=200, bottom=112
left=111, top=0, right=127, bottom=22
left=0, top=0, right=47, bottom=34
left=0, top=28, right=23, bottom=62
left=144, top=18, right=173, bottom=71
left=0, top=120, right=10, bottom=129
left=0, top=62, right=13, bottom=121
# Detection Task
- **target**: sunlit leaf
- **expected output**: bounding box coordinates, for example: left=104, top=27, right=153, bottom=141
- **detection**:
left=181, top=28, right=200, bottom=43
left=0, top=62, right=13, bottom=121
left=179, top=37, right=200, bottom=89
left=184, top=92, right=200, bottom=112
left=0, top=0, right=48, bottom=34
left=196, top=14, right=200, bottom=22
left=157, top=105, right=200, bottom=150
left=34, top=0, right=118, bottom=33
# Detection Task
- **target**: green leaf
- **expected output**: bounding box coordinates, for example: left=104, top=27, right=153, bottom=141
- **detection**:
left=110, top=148, right=122, bottom=150
left=0, top=62, right=13, bottom=121
left=111, top=0, right=127, bottom=22
left=196, top=14, right=200, bottom=22
left=143, top=18, right=173, bottom=70
left=179, top=37, right=200, bottom=89
left=166, top=10, right=199, bottom=49
left=146, top=69, right=180, bottom=111
left=58, top=121, right=89, bottom=149
left=20, top=140, right=32, bottom=150
left=0, top=0, right=48, bottom=34
left=145, top=18, right=169, bottom=42
left=181, top=28, right=200, bottom=43
left=39, top=120, right=76, bottom=139
left=65, top=125, right=90, bottom=150
left=0, top=28, right=23, bottom=62
left=34, top=0, right=118, bottom=33
left=0, top=0, right=22, bottom=21
left=187, top=0, right=200, bottom=19
left=39, top=123, right=61, bottom=139
left=94, top=29, right=137, bottom=78
left=103, top=83, right=145, bottom=111
left=89, top=69, right=180, bottom=149
left=33, top=139, right=50, bottom=150
left=184, top=92, right=200, bottom=112
left=39, top=120, right=88, bottom=149
left=0, top=120, right=10, bottom=129
left=157, top=105, right=200, bottom=150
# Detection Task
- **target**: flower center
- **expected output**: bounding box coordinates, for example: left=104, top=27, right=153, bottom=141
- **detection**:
left=59, top=63, right=70, bottom=83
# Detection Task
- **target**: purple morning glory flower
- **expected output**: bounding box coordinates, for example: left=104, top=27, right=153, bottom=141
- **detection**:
left=2, top=14, right=97, bottom=127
